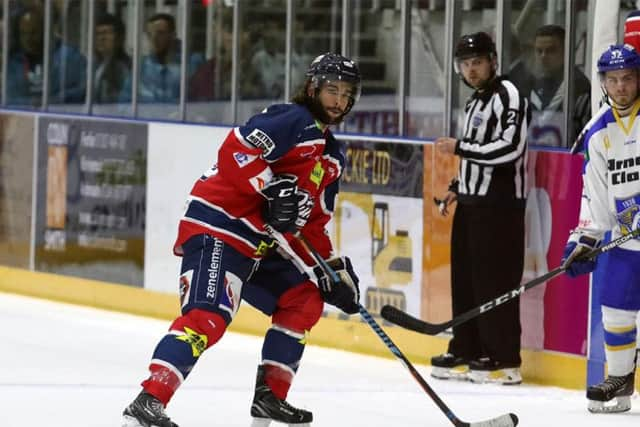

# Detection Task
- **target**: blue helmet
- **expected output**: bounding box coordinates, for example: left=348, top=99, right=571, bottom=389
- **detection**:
left=597, top=44, right=640, bottom=74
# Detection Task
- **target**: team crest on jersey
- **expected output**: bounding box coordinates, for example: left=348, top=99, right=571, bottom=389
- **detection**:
left=246, top=129, right=275, bottom=156
left=472, top=114, right=484, bottom=128
left=233, top=152, right=257, bottom=167
left=615, top=194, right=640, bottom=238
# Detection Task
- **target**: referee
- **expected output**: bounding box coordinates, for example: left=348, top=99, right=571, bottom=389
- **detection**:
left=430, top=32, right=530, bottom=385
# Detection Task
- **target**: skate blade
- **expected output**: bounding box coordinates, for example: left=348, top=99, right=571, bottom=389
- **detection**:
left=251, top=418, right=311, bottom=427
left=588, top=396, right=631, bottom=413
left=123, top=414, right=177, bottom=427
left=122, top=414, right=144, bottom=427
left=431, top=366, right=469, bottom=381
left=469, top=369, right=522, bottom=385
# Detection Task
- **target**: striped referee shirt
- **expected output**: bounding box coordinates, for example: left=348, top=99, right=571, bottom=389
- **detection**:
left=453, top=76, right=530, bottom=207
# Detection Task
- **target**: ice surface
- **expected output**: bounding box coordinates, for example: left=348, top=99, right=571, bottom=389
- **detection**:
left=0, top=292, right=638, bottom=426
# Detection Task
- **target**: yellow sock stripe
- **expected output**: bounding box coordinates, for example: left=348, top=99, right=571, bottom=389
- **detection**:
left=605, top=325, right=637, bottom=334
left=605, top=342, right=637, bottom=352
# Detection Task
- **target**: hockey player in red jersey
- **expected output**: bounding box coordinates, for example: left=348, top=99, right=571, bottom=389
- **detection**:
left=122, top=53, right=362, bottom=427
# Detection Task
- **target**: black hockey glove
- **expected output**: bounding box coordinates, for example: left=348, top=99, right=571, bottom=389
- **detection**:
left=314, top=256, right=360, bottom=315
left=261, top=174, right=299, bottom=233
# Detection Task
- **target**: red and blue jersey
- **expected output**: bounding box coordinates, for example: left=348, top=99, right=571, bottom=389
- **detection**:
left=174, top=103, right=344, bottom=264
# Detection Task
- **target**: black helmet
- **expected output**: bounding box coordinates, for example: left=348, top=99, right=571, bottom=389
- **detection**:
left=454, top=32, right=497, bottom=60
left=306, top=53, right=362, bottom=110
left=302, top=53, right=362, bottom=123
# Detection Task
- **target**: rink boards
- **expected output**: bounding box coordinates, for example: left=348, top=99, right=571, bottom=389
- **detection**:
left=0, top=109, right=600, bottom=390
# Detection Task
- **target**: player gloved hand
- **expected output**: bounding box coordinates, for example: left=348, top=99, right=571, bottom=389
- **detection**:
left=314, top=256, right=360, bottom=314
left=561, top=231, right=601, bottom=278
left=261, top=174, right=299, bottom=233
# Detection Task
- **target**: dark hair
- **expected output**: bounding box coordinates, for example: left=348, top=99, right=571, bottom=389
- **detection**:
left=535, top=25, right=565, bottom=45
left=96, top=13, right=125, bottom=37
left=10, top=6, right=44, bottom=55
left=95, top=13, right=130, bottom=63
left=147, top=12, right=175, bottom=32
left=291, top=79, right=312, bottom=105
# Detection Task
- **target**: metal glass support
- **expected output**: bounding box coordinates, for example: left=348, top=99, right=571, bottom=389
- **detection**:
left=398, top=0, right=411, bottom=135
left=443, top=0, right=458, bottom=137
left=495, top=0, right=508, bottom=75
left=86, top=0, right=96, bottom=114
left=179, top=0, right=191, bottom=121
left=231, top=0, right=240, bottom=123
left=284, top=0, right=295, bottom=102
left=1, top=0, right=9, bottom=105
left=132, top=0, right=142, bottom=117
left=564, top=0, right=576, bottom=147
left=342, top=0, right=351, bottom=58
left=42, top=0, right=52, bottom=109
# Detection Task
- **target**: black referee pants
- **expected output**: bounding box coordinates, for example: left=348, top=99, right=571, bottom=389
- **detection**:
left=447, top=203, right=525, bottom=366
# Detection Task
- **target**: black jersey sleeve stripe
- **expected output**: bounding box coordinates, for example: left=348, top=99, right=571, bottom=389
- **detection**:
left=454, top=77, right=529, bottom=203
left=456, top=81, right=527, bottom=164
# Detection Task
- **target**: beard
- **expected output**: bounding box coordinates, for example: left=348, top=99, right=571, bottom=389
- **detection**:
left=306, top=95, right=347, bottom=125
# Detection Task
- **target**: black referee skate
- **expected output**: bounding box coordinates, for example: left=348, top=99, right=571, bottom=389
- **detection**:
left=587, top=372, right=635, bottom=413
left=250, top=366, right=312, bottom=426
left=430, top=353, right=469, bottom=381
left=122, top=391, right=178, bottom=427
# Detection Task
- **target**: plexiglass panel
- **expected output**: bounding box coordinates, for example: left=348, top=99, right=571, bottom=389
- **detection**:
left=343, top=0, right=400, bottom=136
left=236, top=0, right=287, bottom=124
left=135, top=0, right=183, bottom=120
left=185, top=0, right=233, bottom=124
left=406, top=0, right=446, bottom=138
left=91, top=0, right=134, bottom=118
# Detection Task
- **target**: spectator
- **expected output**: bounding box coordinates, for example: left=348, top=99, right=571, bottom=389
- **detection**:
left=250, top=20, right=307, bottom=99
left=188, top=25, right=258, bottom=101
left=520, top=25, right=591, bottom=147
left=94, top=13, right=131, bottom=104
left=123, top=13, right=181, bottom=103
left=7, top=6, right=86, bottom=106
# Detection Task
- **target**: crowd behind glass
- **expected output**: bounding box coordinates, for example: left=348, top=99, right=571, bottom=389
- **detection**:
left=0, top=0, right=636, bottom=148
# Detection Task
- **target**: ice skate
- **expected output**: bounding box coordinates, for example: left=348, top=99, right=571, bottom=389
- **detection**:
left=586, top=372, right=635, bottom=413
left=122, top=391, right=178, bottom=427
left=430, top=352, right=470, bottom=380
left=468, top=357, right=522, bottom=385
left=250, top=366, right=312, bottom=426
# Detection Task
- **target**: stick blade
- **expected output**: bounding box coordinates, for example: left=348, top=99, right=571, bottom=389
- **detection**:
left=380, top=305, right=448, bottom=335
left=468, top=413, right=518, bottom=427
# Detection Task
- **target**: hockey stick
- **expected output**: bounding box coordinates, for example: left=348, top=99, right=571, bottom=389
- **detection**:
left=381, top=227, right=640, bottom=336
left=292, top=234, right=518, bottom=427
